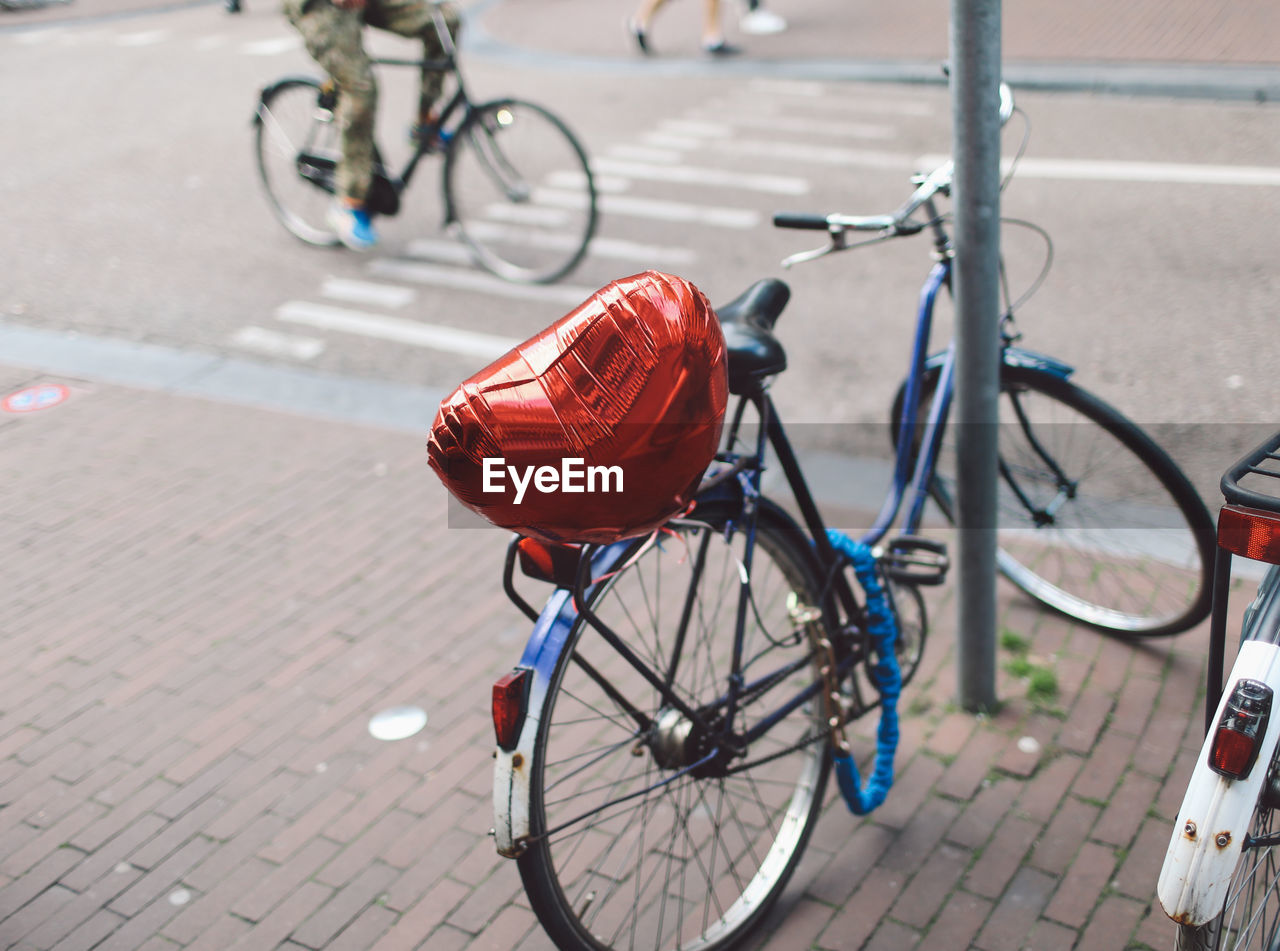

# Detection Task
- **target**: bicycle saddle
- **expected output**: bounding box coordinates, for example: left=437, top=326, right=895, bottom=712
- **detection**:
left=716, top=278, right=789, bottom=394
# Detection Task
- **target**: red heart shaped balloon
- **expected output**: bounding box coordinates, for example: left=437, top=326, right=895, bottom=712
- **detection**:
left=428, top=271, right=728, bottom=544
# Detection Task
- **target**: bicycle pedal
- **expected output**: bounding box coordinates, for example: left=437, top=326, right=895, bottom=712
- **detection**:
left=876, top=535, right=949, bottom=586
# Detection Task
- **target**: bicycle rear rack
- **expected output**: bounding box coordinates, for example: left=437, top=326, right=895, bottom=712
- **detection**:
left=1223, top=431, right=1280, bottom=516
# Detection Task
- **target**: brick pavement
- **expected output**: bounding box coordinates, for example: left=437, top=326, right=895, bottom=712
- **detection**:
left=0, top=363, right=1240, bottom=950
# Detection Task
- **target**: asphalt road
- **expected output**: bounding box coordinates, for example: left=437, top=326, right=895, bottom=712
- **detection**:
left=3, top=0, right=1279, bottom=498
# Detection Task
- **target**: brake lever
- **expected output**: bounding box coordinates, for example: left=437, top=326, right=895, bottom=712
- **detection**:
left=780, top=228, right=901, bottom=269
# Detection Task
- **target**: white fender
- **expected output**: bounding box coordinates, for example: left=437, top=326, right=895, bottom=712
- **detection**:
left=493, top=716, right=538, bottom=858
left=1158, top=639, right=1280, bottom=926
left=492, top=588, right=576, bottom=858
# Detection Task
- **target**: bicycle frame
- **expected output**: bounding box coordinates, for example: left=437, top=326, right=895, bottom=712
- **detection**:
left=365, top=55, right=467, bottom=197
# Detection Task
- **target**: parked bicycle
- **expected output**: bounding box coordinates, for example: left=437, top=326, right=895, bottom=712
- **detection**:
left=252, top=5, right=598, bottom=284
left=485, top=84, right=1214, bottom=951
left=1159, top=431, right=1280, bottom=950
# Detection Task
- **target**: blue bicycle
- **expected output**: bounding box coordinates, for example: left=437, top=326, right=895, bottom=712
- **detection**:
left=491, top=87, right=1215, bottom=951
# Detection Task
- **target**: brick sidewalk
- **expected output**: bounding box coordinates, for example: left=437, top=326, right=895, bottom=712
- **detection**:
left=0, top=365, right=1231, bottom=950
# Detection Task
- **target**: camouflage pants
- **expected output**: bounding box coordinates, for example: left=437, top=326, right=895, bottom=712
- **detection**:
left=285, top=0, right=461, bottom=203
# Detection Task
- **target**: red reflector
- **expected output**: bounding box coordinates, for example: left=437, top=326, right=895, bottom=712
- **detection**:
left=1219, top=505, right=1280, bottom=565
left=493, top=669, right=531, bottom=751
left=517, top=538, right=581, bottom=587
left=1211, top=727, right=1260, bottom=779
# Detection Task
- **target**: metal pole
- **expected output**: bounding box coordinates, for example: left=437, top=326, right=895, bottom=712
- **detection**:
left=949, top=0, right=1001, bottom=712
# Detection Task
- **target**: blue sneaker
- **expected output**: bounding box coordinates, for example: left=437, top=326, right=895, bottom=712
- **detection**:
left=409, top=121, right=453, bottom=153
left=326, top=201, right=377, bottom=251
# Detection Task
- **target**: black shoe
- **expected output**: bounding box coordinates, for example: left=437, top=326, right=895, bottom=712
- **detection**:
left=703, top=39, right=742, bottom=56
left=627, top=19, right=650, bottom=55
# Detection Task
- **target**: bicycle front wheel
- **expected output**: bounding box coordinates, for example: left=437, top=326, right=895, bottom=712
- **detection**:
left=518, top=501, right=833, bottom=951
left=893, top=365, right=1215, bottom=637
left=255, top=78, right=341, bottom=247
left=444, top=98, right=597, bottom=284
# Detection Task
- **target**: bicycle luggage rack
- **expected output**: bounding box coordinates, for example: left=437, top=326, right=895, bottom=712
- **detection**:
left=1223, top=432, right=1280, bottom=514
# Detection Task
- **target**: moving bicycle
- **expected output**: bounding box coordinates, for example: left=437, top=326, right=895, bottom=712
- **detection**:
left=256, top=0, right=598, bottom=283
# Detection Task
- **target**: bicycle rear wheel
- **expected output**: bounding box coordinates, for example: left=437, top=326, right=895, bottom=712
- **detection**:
left=518, top=501, right=833, bottom=951
left=255, top=78, right=341, bottom=247
left=893, top=365, right=1214, bottom=637
left=443, top=98, right=597, bottom=284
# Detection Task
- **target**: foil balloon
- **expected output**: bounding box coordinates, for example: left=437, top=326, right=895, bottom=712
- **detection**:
left=428, top=271, right=729, bottom=544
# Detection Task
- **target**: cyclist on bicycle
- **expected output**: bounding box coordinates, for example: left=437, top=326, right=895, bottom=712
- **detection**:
left=284, top=0, right=461, bottom=250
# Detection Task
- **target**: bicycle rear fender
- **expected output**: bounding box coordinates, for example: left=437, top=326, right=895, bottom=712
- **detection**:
left=1158, top=637, right=1280, bottom=926
left=492, top=542, right=631, bottom=857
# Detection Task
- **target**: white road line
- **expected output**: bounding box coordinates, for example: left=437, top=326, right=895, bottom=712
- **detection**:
left=658, top=120, right=732, bottom=138
left=1016, top=157, right=1280, bottom=187
left=641, top=135, right=704, bottom=151
left=405, top=238, right=479, bottom=267
left=546, top=171, right=630, bottom=194
left=917, top=153, right=1280, bottom=187
left=597, top=193, right=759, bottom=229
left=688, top=111, right=896, bottom=140
left=591, top=159, right=809, bottom=196
left=195, top=35, right=228, bottom=50
left=430, top=225, right=696, bottom=267
left=705, top=139, right=913, bottom=170
left=321, top=277, right=416, bottom=309
left=744, top=82, right=935, bottom=115
left=366, top=259, right=595, bottom=306
left=584, top=236, right=697, bottom=266
left=607, top=145, right=685, bottom=164
left=525, top=189, right=758, bottom=229
left=116, top=30, right=168, bottom=46
left=230, top=326, right=326, bottom=361
left=242, top=36, right=302, bottom=56
left=276, top=301, right=521, bottom=360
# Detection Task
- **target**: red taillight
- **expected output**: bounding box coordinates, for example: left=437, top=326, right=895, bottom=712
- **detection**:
left=1209, top=678, right=1272, bottom=780
left=516, top=538, right=581, bottom=587
left=492, top=669, right=531, bottom=751
left=1219, top=505, right=1280, bottom=565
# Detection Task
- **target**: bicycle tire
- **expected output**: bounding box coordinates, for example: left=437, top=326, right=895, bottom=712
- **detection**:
left=443, top=98, right=597, bottom=284
left=255, top=78, right=341, bottom=247
left=891, top=364, right=1215, bottom=637
left=518, top=499, right=833, bottom=951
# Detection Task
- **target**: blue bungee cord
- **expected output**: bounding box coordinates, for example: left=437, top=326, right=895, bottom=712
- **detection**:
left=824, top=529, right=902, bottom=815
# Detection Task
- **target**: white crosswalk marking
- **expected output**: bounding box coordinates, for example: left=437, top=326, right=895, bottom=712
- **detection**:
left=366, top=260, right=595, bottom=305
left=116, top=30, right=168, bottom=46
left=230, top=326, right=326, bottom=361
left=276, top=302, right=521, bottom=359
left=591, top=159, right=810, bottom=195
left=321, top=277, right=416, bottom=309
left=241, top=36, right=302, bottom=56
left=687, top=111, right=896, bottom=140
